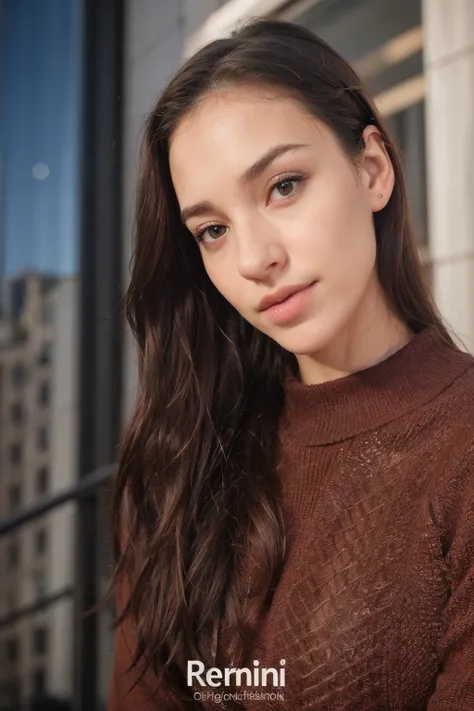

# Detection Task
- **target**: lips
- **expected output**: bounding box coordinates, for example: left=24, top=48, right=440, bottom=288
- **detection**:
left=258, top=283, right=314, bottom=312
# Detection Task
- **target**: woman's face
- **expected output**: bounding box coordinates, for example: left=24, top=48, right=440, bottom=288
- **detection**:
left=169, top=85, right=393, bottom=358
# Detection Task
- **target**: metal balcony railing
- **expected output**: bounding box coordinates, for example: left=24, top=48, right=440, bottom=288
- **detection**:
left=0, top=464, right=114, bottom=538
left=0, top=464, right=115, bottom=711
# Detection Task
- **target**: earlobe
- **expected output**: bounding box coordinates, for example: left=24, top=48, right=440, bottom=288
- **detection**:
left=371, top=183, right=393, bottom=213
left=373, top=191, right=388, bottom=212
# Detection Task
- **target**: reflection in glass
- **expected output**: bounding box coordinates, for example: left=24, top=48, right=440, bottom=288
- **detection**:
left=0, top=0, right=83, bottom=706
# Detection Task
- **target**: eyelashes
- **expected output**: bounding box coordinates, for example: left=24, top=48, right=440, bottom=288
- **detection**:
left=192, top=173, right=306, bottom=245
left=193, top=224, right=227, bottom=244
left=268, top=173, right=305, bottom=201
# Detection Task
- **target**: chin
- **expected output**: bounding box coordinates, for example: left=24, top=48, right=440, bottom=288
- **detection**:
left=269, top=315, right=345, bottom=358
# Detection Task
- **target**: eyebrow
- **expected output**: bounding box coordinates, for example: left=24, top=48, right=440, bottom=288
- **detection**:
left=240, top=142, right=309, bottom=184
left=179, top=142, right=309, bottom=224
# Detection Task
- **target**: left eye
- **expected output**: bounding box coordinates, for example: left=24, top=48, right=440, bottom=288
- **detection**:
left=270, top=176, right=302, bottom=201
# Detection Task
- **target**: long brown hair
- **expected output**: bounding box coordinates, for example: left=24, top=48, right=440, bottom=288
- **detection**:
left=110, top=18, right=451, bottom=708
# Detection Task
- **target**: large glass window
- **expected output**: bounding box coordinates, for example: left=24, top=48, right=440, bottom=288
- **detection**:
left=0, top=0, right=83, bottom=707
left=0, top=0, right=123, bottom=707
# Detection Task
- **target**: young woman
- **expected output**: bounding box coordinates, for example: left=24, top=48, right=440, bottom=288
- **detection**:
left=108, top=18, right=474, bottom=711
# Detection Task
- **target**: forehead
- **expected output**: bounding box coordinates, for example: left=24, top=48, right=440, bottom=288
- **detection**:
left=168, top=85, right=327, bottom=186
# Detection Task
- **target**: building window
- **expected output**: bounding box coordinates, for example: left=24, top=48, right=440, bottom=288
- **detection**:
left=10, top=362, right=27, bottom=387
left=32, top=669, right=46, bottom=695
left=35, top=529, right=47, bottom=556
left=36, top=466, right=49, bottom=495
left=37, top=382, right=51, bottom=408
left=5, top=589, right=16, bottom=612
left=37, top=424, right=51, bottom=452
left=7, top=541, right=20, bottom=570
left=41, top=300, right=54, bottom=325
left=32, top=627, right=48, bottom=655
left=386, top=100, right=427, bottom=245
left=8, top=484, right=22, bottom=511
left=3, top=678, right=20, bottom=707
left=10, top=401, right=24, bottom=425
left=9, top=443, right=22, bottom=465
left=34, top=571, right=47, bottom=602
left=5, top=638, right=19, bottom=664
left=38, top=342, right=54, bottom=366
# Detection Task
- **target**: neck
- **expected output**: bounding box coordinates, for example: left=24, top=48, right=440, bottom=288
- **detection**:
left=282, top=326, right=469, bottom=447
left=296, top=280, right=413, bottom=385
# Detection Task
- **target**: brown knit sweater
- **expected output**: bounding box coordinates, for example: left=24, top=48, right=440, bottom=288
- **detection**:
left=109, top=327, right=474, bottom=710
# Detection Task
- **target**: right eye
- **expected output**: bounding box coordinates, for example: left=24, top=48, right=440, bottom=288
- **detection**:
left=193, top=224, right=227, bottom=245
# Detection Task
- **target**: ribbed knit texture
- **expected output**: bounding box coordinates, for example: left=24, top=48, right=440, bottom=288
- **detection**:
left=109, top=327, right=474, bottom=710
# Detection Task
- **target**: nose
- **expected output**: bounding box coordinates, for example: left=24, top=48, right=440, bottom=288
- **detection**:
left=235, top=214, right=288, bottom=282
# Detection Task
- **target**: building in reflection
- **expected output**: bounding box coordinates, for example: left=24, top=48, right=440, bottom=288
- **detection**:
left=0, top=0, right=83, bottom=703
left=0, top=272, right=78, bottom=709
left=0, top=0, right=122, bottom=706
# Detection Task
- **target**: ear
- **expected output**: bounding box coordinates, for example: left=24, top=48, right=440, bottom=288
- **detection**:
left=359, top=125, right=395, bottom=212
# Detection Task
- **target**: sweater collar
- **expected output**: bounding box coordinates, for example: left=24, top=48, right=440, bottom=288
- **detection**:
left=281, top=327, right=473, bottom=446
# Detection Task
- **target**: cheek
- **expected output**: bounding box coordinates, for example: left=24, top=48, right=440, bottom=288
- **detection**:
left=314, top=187, right=375, bottom=283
